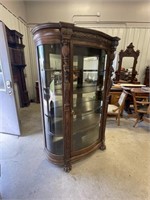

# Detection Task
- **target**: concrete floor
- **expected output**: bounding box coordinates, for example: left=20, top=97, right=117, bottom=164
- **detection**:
left=0, top=103, right=150, bottom=200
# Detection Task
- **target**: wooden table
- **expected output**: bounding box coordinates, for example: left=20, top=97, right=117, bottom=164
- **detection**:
left=131, top=87, right=150, bottom=95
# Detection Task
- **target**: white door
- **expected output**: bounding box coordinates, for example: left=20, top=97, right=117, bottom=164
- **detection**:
left=0, top=22, right=21, bottom=135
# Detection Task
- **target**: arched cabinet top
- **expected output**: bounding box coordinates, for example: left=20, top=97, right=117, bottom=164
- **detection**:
left=32, top=21, right=120, bottom=49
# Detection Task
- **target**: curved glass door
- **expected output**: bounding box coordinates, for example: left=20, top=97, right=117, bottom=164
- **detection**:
left=37, top=44, right=64, bottom=155
left=72, top=46, right=107, bottom=151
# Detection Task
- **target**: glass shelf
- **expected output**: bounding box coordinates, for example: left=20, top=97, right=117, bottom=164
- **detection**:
left=32, top=21, right=120, bottom=171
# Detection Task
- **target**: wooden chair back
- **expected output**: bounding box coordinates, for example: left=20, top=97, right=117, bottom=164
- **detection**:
left=131, top=91, right=150, bottom=127
left=107, top=90, right=127, bottom=126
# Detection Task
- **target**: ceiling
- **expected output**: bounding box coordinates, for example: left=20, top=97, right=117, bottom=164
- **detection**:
left=22, top=0, right=149, bottom=1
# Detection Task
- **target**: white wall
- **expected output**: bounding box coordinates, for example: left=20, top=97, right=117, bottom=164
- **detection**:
left=25, top=1, right=150, bottom=23
left=0, top=1, right=150, bottom=103
left=26, top=1, right=150, bottom=84
left=0, top=0, right=27, bottom=21
left=95, top=27, right=150, bottom=83
left=0, top=2, right=35, bottom=102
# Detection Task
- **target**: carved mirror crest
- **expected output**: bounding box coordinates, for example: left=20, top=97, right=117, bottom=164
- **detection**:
left=113, top=43, right=140, bottom=83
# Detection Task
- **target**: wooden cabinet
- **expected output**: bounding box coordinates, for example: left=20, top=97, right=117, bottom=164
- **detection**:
left=144, top=66, right=150, bottom=87
left=32, top=22, right=119, bottom=171
left=5, top=25, right=30, bottom=107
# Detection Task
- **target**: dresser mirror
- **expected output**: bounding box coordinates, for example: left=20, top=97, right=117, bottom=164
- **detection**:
left=122, top=57, right=134, bottom=70
left=113, top=43, right=140, bottom=83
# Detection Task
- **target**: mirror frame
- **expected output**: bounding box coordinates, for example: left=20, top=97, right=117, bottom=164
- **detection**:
left=113, top=43, right=140, bottom=83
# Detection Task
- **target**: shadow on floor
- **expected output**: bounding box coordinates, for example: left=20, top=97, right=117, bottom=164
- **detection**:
left=19, top=103, right=42, bottom=136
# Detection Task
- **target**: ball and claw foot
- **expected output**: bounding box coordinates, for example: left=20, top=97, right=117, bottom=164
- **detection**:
left=99, top=142, right=106, bottom=151
left=64, top=164, right=72, bottom=172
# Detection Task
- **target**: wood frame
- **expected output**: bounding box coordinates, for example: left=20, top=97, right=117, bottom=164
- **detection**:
left=113, top=43, right=140, bottom=83
left=32, top=22, right=120, bottom=172
left=131, top=88, right=150, bottom=127
left=107, top=90, right=127, bottom=126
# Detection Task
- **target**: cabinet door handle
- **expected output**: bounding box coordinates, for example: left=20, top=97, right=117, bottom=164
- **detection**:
left=6, top=80, right=12, bottom=89
left=8, top=90, right=12, bottom=95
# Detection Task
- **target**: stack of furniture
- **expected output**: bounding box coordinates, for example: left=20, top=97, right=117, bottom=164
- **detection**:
left=110, top=43, right=141, bottom=114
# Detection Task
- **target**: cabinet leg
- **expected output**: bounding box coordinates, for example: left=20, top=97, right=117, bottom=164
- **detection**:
left=64, top=163, right=72, bottom=172
left=99, top=141, right=106, bottom=151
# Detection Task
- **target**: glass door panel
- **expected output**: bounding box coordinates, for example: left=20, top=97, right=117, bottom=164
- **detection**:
left=72, top=46, right=107, bottom=151
left=37, top=44, right=63, bottom=155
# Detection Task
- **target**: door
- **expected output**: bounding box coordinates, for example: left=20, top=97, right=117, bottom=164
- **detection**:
left=72, top=46, right=106, bottom=151
left=0, top=22, right=21, bottom=135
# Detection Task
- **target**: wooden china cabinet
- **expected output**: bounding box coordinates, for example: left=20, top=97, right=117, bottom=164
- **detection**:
left=32, top=22, right=119, bottom=172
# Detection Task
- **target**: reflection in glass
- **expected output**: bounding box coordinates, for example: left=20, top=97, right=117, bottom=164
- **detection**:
left=72, top=46, right=107, bottom=151
left=0, top=57, right=5, bottom=90
left=37, top=44, right=63, bottom=155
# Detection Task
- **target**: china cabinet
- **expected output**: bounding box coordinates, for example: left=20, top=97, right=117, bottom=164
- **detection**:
left=32, top=22, right=119, bottom=171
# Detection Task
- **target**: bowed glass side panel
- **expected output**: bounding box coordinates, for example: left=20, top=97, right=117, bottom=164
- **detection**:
left=37, top=44, right=64, bottom=155
left=72, top=46, right=107, bottom=151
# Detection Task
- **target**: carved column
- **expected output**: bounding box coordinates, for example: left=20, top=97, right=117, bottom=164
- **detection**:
left=61, top=28, right=73, bottom=172
left=99, top=40, right=119, bottom=150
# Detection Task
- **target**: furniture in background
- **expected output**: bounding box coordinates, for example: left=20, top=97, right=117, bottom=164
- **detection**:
left=5, top=25, right=30, bottom=107
left=143, top=106, right=150, bottom=124
left=109, top=83, right=145, bottom=114
left=32, top=22, right=120, bottom=172
left=131, top=87, right=150, bottom=127
left=144, top=66, right=150, bottom=87
left=107, top=90, right=127, bottom=126
left=109, top=85, right=122, bottom=105
left=113, top=43, right=140, bottom=84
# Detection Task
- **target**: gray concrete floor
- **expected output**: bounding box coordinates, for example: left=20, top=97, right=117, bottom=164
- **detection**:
left=0, top=103, right=150, bottom=200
